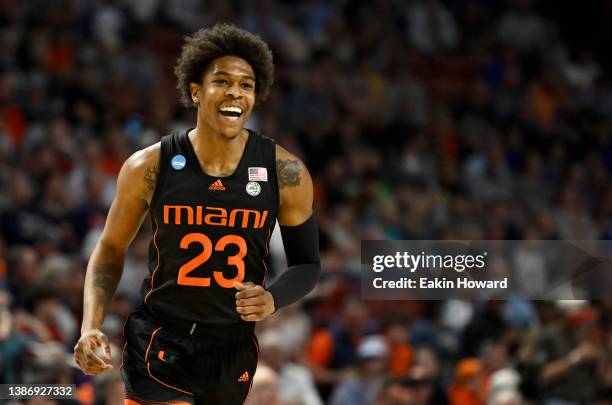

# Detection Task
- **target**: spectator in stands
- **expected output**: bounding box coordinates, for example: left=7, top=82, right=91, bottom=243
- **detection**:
left=330, top=335, right=390, bottom=405
left=448, top=358, right=485, bottom=405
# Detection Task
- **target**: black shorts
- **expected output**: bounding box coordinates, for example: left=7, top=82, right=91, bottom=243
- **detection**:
left=121, top=305, right=258, bottom=405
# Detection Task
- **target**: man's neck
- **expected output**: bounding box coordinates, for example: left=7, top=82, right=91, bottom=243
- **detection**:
left=188, top=125, right=248, bottom=177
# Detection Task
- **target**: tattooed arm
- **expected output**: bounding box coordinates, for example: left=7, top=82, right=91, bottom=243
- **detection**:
left=276, top=144, right=313, bottom=226
left=234, top=144, right=318, bottom=321
left=74, top=143, right=159, bottom=375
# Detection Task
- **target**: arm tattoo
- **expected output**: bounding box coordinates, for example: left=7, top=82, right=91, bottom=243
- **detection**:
left=143, top=162, right=159, bottom=194
left=86, top=242, right=123, bottom=326
left=91, top=265, right=121, bottom=312
left=276, top=159, right=302, bottom=189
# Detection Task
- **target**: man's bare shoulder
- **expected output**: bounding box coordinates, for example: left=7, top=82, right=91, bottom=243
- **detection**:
left=275, top=144, right=313, bottom=225
left=275, top=144, right=309, bottom=190
left=119, top=142, right=161, bottom=202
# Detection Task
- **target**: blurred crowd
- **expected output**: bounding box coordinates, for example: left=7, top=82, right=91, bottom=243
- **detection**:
left=1, top=0, right=611, bottom=404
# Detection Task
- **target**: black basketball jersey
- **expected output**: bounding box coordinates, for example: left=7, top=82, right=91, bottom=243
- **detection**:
left=141, top=129, right=279, bottom=324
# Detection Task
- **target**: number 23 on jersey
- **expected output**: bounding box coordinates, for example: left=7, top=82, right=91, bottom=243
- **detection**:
left=177, top=233, right=246, bottom=288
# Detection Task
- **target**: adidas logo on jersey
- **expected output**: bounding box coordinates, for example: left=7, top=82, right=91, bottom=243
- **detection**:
left=237, top=371, right=250, bottom=382
left=208, top=179, right=226, bottom=191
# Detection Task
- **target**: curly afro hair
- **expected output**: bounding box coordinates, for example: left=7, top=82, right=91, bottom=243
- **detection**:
left=174, top=23, right=274, bottom=107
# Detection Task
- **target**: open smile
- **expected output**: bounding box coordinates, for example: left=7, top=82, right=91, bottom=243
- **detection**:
left=218, top=105, right=244, bottom=121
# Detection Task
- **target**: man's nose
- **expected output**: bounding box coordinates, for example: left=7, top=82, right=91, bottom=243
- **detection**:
left=225, top=82, right=241, bottom=98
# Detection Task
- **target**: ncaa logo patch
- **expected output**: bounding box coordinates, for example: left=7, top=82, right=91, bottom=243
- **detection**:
left=246, top=181, right=261, bottom=196
left=171, top=154, right=186, bottom=170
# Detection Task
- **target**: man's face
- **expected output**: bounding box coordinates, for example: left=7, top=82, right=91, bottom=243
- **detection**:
left=191, top=55, right=256, bottom=139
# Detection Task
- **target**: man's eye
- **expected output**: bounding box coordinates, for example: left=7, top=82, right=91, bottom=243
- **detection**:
left=215, top=79, right=228, bottom=84
left=241, top=83, right=254, bottom=90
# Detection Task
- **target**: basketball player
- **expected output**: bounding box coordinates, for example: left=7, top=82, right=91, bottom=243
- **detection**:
left=73, top=24, right=321, bottom=405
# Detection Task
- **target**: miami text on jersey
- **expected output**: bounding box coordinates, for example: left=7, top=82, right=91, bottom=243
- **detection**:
left=163, top=205, right=268, bottom=229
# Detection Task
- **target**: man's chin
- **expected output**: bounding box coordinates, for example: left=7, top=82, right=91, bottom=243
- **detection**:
left=203, top=114, right=248, bottom=139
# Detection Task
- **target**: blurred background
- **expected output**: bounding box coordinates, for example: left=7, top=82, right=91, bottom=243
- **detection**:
left=1, top=0, right=611, bottom=404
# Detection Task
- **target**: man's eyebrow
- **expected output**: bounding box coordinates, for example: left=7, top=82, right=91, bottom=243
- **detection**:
left=213, top=71, right=256, bottom=81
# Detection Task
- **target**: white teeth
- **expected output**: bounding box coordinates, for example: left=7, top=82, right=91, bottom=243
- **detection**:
left=219, top=106, right=243, bottom=114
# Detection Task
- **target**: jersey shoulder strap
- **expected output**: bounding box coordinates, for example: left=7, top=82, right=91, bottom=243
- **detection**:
left=246, top=129, right=279, bottom=201
left=246, top=130, right=277, bottom=171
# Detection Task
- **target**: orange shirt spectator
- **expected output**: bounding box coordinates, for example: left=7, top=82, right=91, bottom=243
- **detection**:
left=308, top=329, right=334, bottom=367
left=448, top=358, right=484, bottom=405
left=388, top=343, right=413, bottom=377
left=384, top=319, right=414, bottom=377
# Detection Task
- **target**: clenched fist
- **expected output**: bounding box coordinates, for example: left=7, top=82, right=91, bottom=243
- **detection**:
left=234, top=281, right=275, bottom=322
left=73, top=329, right=113, bottom=375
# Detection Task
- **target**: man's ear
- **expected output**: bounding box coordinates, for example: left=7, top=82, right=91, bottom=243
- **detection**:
left=189, top=83, right=200, bottom=104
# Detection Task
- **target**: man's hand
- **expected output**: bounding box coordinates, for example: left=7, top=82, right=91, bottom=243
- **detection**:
left=73, top=329, right=113, bottom=375
left=234, top=281, right=275, bottom=321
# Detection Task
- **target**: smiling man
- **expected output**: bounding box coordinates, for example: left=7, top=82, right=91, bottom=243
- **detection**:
left=73, top=24, right=321, bottom=405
